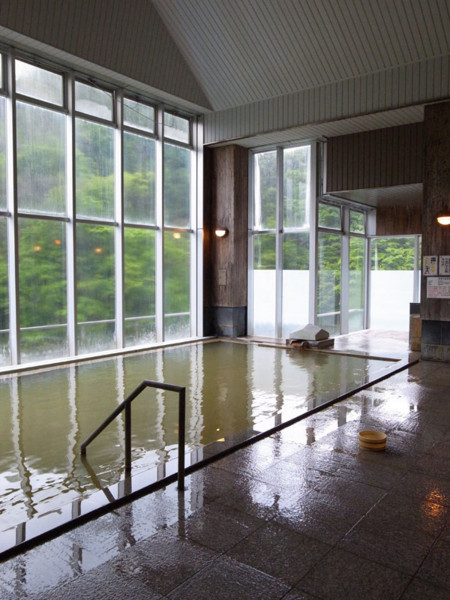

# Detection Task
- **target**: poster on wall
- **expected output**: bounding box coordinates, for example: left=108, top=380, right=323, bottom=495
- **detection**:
left=427, top=277, right=450, bottom=298
left=423, top=256, right=438, bottom=276
left=439, top=255, right=450, bottom=275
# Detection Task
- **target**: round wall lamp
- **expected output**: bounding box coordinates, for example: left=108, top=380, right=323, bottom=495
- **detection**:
left=436, top=211, right=450, bottom=225
left=214, top=228, right=228, bottom=238
left=437, top=212, right=450, bottom=226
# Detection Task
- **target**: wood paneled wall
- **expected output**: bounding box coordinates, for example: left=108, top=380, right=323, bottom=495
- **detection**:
left=376, top=205, right=422, bottom=235
left=421, top=102, right=450, bottom=323
left=327, top=123, right=423, bottom=192
left=203, top=145, right=248, bottom=308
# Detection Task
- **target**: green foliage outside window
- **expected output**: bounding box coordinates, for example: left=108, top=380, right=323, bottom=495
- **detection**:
left=0, top=98, right=192, bottom=361
left=371, top=238, right=415, bottom=270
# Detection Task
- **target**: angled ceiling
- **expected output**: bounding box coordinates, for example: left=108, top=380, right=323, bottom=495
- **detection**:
left=153, top=0, right=450, bottom=206
left=152, top=0, right=450, bottom=112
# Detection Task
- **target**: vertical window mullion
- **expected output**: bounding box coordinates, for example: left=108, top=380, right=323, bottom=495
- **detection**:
left=341, top=208, right=349, bottom=334
left=190, top=116, right=200, bottom=338
left=6, top=53, right=19, bottom=364
left=413, top=234, right=420, bottom=303
left=363, top=236, right=369, bottom=329
left=66, top=71, right=77, bottom=357
left=155, top=105, right=164, bottom=342
left=275, top=147, right=283, bottom=339
left=247, top=153, right=256, bottom=337
left=114, top=90, right=124, bottom=349
left=309, top=142, right=317, bottom=324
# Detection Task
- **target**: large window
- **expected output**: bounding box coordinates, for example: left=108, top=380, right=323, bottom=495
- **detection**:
left=316, top=202, right=368, bottom=336
left=369, top=236, right=421, bottom=330
left=250, top=162, right=371, bottom=339
left=249, top=144, right=312, bottom=338
left=0, top=53, right=200, bottom=367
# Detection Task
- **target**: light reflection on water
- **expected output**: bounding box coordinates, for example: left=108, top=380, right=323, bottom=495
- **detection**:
left=0, top=341, right=393, bottom=529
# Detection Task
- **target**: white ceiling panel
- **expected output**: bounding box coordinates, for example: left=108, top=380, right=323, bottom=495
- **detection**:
left=152, top=0, right=450, bottom=112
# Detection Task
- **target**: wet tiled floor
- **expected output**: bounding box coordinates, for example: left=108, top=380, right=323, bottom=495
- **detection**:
left=0, top=333, right=449, bottom=599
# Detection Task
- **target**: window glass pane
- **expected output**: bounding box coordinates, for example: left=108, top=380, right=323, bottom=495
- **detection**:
left=318, top=203, right=341, bottom=230
left=17, top=102, right=66, bottom=215
left=0, top=218, right=9, bottom=365
left=283, top=146, right=310, bottom=228
left=76, top=119, right=114, bottom=219
left=75, top=81, right=113, bottom=120
left=164, top=113, right=189, bottom=143
left=164, top=143, right=190, bottom=227
left=370, top=237, right=415, bottom=330
left=349, top=236, right=365, bottom=332
left=124, top=98, right=154, bottom=133
left=0, top=98, right=6, bottom=210
left=77, top=224, right=115, bottom=353
left=282, top=232, right=309, bottom=337
left=164, top=231, right=190, bottom=340
left=254, top=151, right=276, bottom=230
left=124, top=228, right=156, bottom=346
left=317, top=231, right=341, bottom=335
left=350, top=210, right=365, bottom=234
left=19, top=219, right=67, bottom=361
left=124, top=132, right=156, bottom=225
left=15, top=60, right=63, bottom=106
left=0, top=57, right=2, bottom=88
left=252, top=233, right=276, bottom=337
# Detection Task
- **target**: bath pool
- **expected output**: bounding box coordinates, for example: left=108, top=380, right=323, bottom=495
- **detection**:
left=0, top=340, right=402, bottom=535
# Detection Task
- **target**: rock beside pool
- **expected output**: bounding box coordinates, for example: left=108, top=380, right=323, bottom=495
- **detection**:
left=288, top=324, right=329, bottom=342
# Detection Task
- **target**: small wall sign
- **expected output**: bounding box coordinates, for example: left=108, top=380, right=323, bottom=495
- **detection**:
left=439, top=255, right=450, bottom=276
left=423, top=256, right=438, bottom=276
left=427, top=277, right=450, bottom=298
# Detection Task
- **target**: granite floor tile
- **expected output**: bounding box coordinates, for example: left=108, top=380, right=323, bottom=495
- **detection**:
left=167, top=554, right=290, bottom=600
left=185, top=464, right=239, bottom=504
left=256, top=456, right=339, bottom=496
left=211, top=474, right=291, bottom=520
left=167, top=502, right=266, bottom=552
left=400, top=577, right=450, bottom=600
left=212, top=444, right=284, bottom=479
left=361, top=492, right=448, bottom=537
left=273, top=491, right=365, bottom=545
left=390, top=471, right=450, bottom=506
left=316, top=471, right=387, bottom=514
left=32, top=566, right=163, bottom=600
left=295, top=547, right=410, bottom=600
left=227, top=520, right=331, bottom=585
left=416, top=539, right=450, bottom=590
left=108, top=529, right=218, bottom=596
left=279, top=591, right=322, bottom=600
left=324, top=453, right=406, bottom=489
left=438, top=519, right=450, bottom=542
left=337, top=519, right=436, bottom=575
left=409, top=452, right=450, bottom=481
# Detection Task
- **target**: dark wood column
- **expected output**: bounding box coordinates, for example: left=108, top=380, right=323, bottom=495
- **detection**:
left=421, top=101, right=450, bottom=361
left=203, top=145, right=248, bottom=337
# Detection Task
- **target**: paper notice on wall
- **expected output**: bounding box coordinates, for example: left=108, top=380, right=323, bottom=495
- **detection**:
left=427, top=277, right=450, bottom=298
left=439, top=255, right=450, bottom=276
left=423, top=256, right=438, bottom=276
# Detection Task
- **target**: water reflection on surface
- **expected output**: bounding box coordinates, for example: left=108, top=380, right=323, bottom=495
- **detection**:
left=0, top=341, right=395, bottom=529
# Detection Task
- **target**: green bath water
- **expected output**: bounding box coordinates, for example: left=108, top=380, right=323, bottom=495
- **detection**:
left=0, top=340, right=396, bottom=530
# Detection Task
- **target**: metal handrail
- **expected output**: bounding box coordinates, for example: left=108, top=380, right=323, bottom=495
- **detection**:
left=80, top=380, right=186, bottom=491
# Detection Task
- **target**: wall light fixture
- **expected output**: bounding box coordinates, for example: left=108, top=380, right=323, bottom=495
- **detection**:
left=437, top=212, right=450, bottom=226
left=214, top=228, right=228, bottom=238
